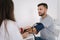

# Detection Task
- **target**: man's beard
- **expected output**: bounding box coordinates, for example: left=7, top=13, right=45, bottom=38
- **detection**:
left=39, top=13, right=45, bottom=16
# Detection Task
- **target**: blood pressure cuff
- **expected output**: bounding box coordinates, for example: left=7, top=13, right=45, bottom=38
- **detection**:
left=34, top=23, right=44, bottom=33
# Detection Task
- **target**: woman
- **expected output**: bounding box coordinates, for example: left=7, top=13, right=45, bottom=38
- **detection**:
left=0, top=0, right=25, bottom=40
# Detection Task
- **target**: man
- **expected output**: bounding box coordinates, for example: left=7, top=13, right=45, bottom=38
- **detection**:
left=37, top=3, right=55, bottom=40
left=25, top=3, right=55, bottom=40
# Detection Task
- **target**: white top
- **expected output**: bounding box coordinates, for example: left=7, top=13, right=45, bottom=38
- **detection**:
left=0, top=20, right=23, bottom=40
left=40, top=15, right=55, bottom=40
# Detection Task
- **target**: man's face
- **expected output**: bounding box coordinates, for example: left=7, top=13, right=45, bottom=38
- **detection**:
left=38, top=5, right=47, bottom=16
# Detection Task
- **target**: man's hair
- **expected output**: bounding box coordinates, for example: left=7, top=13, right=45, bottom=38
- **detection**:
left=37, top=3, right=48, bottom=9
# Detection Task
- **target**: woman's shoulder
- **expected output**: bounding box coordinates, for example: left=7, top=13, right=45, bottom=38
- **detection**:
left=7, top=20, right=16, bottom=23
left=6, top=20, right=17, bottom=26
left=1, top=20, right=18, bottom=29
left=6, top=20, right=19, bottom=32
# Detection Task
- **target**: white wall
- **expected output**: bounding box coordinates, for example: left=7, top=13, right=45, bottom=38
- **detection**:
left=13, top=0, right=58, bottom=27
left=55, top=0, right=60, bottom=26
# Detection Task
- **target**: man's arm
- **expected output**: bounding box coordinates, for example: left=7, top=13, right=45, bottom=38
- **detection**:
left=23, top=23, right=45, bottom=34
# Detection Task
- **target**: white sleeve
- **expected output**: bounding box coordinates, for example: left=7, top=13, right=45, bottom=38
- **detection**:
left=7, top=21, right=23, bottom=40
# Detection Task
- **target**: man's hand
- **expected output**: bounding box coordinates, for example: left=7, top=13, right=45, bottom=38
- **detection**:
left=22, top=32, right=29, bottom=39
left=24, top=26, right=37, bottom=34
left=21, top=26, right=37, bottom=39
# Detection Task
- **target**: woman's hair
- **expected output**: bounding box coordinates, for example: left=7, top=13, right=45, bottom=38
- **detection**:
left=0, top=0, right=15, bottom=26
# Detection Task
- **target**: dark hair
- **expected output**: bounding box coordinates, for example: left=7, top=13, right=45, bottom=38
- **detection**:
left=0, top=0, right=15, bottom=26
left=37, top=3, right=48, bottom=9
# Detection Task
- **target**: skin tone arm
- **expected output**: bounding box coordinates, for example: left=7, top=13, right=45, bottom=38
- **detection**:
left=23, top=26, right=38, bottom=34
left=27, top=27, right=37, bottom=34
left=20, top=26, right=37, bottom=39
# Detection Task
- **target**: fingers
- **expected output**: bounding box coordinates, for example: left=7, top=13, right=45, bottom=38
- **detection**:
left=22, top=32, right=29, bottom=39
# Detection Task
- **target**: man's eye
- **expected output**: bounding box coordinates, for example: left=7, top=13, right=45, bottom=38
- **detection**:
left=40, top=9, right=42, bottom=10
